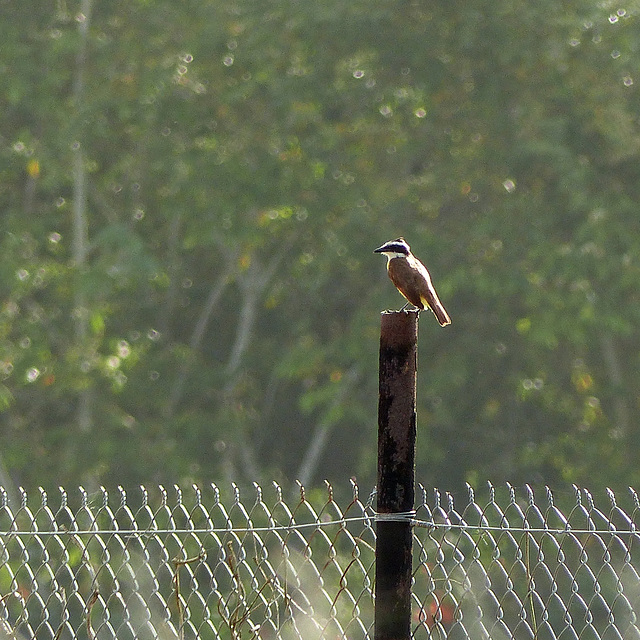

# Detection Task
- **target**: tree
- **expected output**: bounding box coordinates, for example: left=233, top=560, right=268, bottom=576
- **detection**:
left=1, top=0, right=640, bottom=494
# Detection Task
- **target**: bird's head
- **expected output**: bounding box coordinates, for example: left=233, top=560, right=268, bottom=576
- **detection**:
left=373, top=237, right=411, bottom=258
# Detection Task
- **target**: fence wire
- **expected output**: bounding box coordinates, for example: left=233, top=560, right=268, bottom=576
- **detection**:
left=0, top=482, right=639, bottom=640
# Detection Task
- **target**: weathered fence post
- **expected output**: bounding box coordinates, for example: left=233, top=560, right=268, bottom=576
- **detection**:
left=375, top=310, right=418, bottom=640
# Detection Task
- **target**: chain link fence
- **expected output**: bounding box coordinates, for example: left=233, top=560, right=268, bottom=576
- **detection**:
left=0, top=482, right=639, bottom=639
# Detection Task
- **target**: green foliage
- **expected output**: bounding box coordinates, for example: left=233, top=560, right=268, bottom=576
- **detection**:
left=1, top=0, right=640, bottom=493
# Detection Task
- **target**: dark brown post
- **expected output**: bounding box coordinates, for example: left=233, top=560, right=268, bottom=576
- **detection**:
left=375, top=310, right=418, bottom=640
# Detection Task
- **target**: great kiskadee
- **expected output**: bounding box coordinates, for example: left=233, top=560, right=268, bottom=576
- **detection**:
left=374, top=237, right=451, bottom=326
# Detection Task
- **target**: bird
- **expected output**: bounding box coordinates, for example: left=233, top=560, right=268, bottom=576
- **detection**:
left=374, top=237, right=451, bottom=326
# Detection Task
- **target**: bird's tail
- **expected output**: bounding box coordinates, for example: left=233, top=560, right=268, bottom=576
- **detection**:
left=433, top=303, right=451, bottom=326
left=426, top=296, right=451, bottom=326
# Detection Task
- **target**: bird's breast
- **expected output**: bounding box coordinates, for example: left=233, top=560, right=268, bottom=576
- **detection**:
left=387, top=257, right=425, bottom=308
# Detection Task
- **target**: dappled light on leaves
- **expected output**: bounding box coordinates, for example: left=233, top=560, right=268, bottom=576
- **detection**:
left=0, top=0, right=639, bottom=491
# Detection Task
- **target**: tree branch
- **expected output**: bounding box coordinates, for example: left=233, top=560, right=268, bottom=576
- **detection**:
left=295, top=366, right=360, bottom=488
left=72, top=0, right=93, bottom=435
left=600, top=334, right=630, bottom=437
left=164, top=261, right=236, bottom=418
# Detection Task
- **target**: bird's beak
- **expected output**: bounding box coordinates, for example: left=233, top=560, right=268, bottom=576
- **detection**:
left=373, top=245, right=386, bottom=253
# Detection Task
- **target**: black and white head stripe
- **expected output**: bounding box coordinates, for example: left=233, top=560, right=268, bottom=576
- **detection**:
left=373, top=237, right=410, bottom=255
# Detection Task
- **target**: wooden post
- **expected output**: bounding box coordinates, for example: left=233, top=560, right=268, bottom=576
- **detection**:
left=375, top=310, right=418, bottom=640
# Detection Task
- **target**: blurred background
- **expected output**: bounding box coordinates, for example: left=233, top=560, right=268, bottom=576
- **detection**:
left=1, top=0, right=640, bottom=495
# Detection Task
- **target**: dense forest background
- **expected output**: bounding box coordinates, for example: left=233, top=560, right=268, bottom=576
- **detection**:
left=1, top=0, right=640, bottom=495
